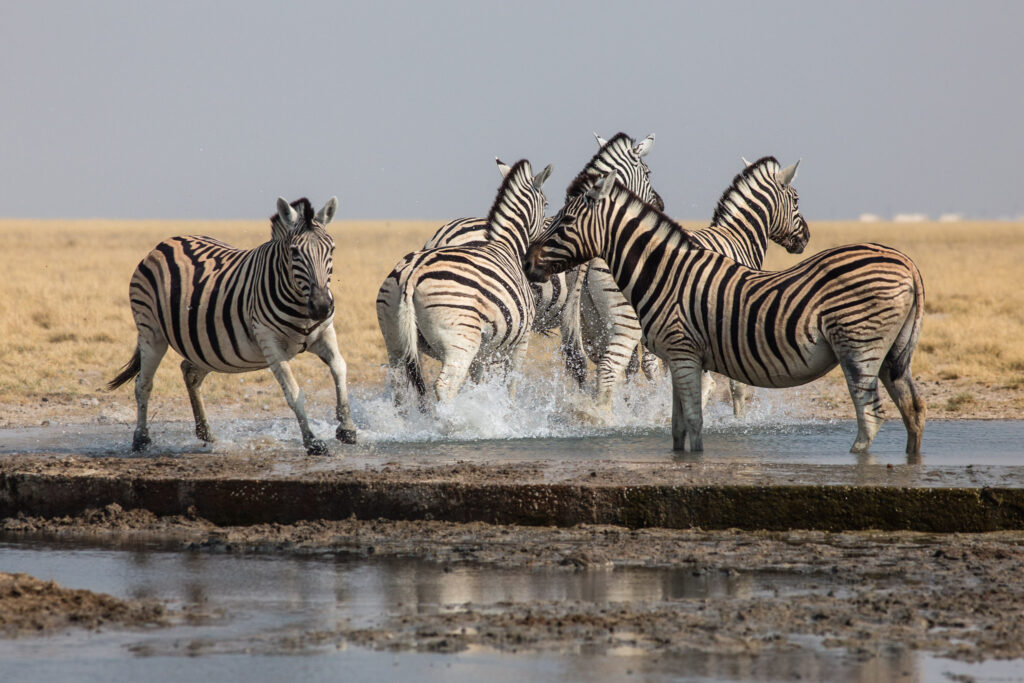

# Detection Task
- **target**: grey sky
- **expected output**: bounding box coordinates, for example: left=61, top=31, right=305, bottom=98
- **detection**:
left=2, top=1, right=1022, bottom=220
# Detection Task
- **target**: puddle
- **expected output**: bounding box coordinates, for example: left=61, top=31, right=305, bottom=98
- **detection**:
left=0, top=538, right=1019, bottom=681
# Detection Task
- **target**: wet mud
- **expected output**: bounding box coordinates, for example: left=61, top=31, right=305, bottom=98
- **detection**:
left=4, top=504, right=1024, bottom=662
left=0, top=570, right=167, bottom=637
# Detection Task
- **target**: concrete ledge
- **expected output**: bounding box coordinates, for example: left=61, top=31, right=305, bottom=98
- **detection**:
left=3, top=471, right=1024, bottom=532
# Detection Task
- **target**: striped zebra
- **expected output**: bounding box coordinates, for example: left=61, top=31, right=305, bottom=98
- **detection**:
left=525, top=173, right=926, bottom=455
left=692, top=156, right=809, bottom=415
left=106, top=197, right=357, bottom=455
left=375, top=132, right=660, bottom=388
left=377, top=159, right=551, bottom=403
left=563, top=155, right=809, bottom=414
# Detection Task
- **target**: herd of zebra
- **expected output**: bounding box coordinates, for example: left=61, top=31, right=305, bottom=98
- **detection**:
left=108, top=132, right=926, bottom=457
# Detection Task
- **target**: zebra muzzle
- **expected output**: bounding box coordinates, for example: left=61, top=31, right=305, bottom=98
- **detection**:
left=307, top=288, right=334, bottom=322
left=524, top=245, right=551, bottom=283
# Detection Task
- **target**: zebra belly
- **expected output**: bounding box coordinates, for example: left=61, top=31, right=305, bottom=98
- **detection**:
left=708, top=338, right=838, bottom=389
left=163, top=331, right=269, bottom=374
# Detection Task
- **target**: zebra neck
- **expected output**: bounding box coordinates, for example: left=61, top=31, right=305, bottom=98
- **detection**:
left=699, top=218, right=767, bottom=268
left=485, top=218, right=531, bottom=256
left=601, top=191, right=689, bottom=311
left=707, top=174, right=775, bottom=267
left=252, top=242, right=309, bottom=319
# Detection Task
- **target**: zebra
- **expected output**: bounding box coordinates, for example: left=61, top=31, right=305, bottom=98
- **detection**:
left=377, top=159, right=551, bottom=404
left=375, top=132, right=660, bottom=387
left=525, top=173, right=926, bottom=456
left=562, top=155, right=809, bottom=415
left=106, top=197, right=357, bottom=455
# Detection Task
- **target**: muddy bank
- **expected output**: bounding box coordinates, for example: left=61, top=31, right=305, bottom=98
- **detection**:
left=4, top=505, right=1024, bottom=661
left=0, top=571, right=167, bottom=637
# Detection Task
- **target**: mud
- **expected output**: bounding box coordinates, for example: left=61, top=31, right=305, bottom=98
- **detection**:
left=0, top=570, right=167, bottom=637
left=4, top=505, right=1024, bottom=661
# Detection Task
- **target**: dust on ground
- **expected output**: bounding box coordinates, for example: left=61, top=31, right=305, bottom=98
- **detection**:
left=4, top=504, right=1024, bottom=661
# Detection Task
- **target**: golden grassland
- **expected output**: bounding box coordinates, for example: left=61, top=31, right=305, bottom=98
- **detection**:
left=0, top=217, right=1021, bottom=426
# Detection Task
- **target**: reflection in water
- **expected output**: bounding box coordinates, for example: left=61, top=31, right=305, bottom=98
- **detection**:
left=0, top=538, right=1015, bottom=681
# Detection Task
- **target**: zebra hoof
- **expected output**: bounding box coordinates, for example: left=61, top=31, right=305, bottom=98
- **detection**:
left=336, top=427, right=357, bottom=444
left=304, top=438, right=329, bottom=456
left=132, top=434, right=151, bottom=452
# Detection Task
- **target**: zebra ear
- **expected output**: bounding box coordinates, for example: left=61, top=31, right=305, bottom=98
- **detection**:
left=496, top=157, right=512, bottom=178
left=634, top=134, right=655, bottom=157
left=277, top=197, right=299, bottom=226
left=594, top=132, right=607, bottom=147
left=315, top=196, right=338, bottom=226
left=741, top=157, right=752, bottom=168
left=533, top=163, right=553, bottom=190
left=587, top=171, right=617, bottom=201
left=776, top=159, right=801, bottom=187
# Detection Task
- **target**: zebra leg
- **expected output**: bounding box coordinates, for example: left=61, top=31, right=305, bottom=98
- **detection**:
left=729, top=379, right=754, bottom=419
left=838, top=357, right=885, bottom=454
left=700, top=371, right=716, bottom=409
left=668, top=359, right=705, bottom=452
left=434, top=333, right=481, bottom=402
left=266, top=360, right=327, bottom=456
left=180, top=359, right=215, bottom=443
left=640, top=349, right=662, bottom=382
left=469, top=358, right=486, bottom=385
left=309, top=328, right=358, bottom=445
left=132, top=336, right=168, bottom=452
left=504, top=337, right=530, bottom=401
left=880, top=364, right=926, bottom=458
left=594, top=345, right=633, bottom=409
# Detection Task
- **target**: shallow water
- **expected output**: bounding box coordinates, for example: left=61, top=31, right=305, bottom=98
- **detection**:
left=1, top=539, right=1014, bottom=682
left=2, top=415, right=1020, bottom=468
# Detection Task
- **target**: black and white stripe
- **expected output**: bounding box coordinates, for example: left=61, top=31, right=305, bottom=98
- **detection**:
left=526, top=174, right=926, bottom=456
left=567, top=155, right=810, bottom=413
left=377, top=159, right=551, bottom=403
left=107, top=197, right=356, bottom=455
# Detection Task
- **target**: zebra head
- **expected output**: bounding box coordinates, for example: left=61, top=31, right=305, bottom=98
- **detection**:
left=730, top=157, right=809, bottom=255
left=486, top=158, right=552, bottom=254
left=570, top=132, right=663, bottom=210
left=768, top=159, right=809, bottom=254
left=274, top=196, right=338, bottom=322
left=525, top=171, right=620, bottom=282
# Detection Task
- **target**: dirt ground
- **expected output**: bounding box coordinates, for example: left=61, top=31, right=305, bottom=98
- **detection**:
left=4, top=504, right=1024, bottom=661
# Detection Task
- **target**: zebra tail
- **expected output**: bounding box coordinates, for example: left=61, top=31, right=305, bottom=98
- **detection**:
left=106, top=346, right=141, bottom=391
left=887, top=262, right=926, bottom=382
left=559, top=262, right=589, bottom=388
left=397, top=282, right=427, bottom=397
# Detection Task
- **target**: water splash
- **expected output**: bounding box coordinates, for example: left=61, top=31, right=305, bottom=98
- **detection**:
left=345, top=370, right=819, bottom=445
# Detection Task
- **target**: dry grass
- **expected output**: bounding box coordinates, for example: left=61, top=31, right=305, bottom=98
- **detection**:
left=1, top=217, right=1022, bottom=423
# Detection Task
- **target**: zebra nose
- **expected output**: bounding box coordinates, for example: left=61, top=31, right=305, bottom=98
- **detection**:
left=307, top=287, right=334, bottom=321
left=524, top=245, right=546, bottom=282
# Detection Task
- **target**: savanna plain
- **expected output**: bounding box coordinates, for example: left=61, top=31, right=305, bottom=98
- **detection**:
left=0, top=217, right=1021, bottom=425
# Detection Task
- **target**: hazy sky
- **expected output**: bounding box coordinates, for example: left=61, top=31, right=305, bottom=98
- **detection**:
left=3, top=1, right=1022, bottom=220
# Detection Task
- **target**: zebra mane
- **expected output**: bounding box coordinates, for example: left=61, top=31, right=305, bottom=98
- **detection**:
left=564, top=132, right=634, bottom=199
left=608, top=178, right=694, bottom=247
left=485, top=159, right=535, bottom=246
left=710, top=156, right=780, bottom=227
left=270, top=197, right=315, bottom=241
